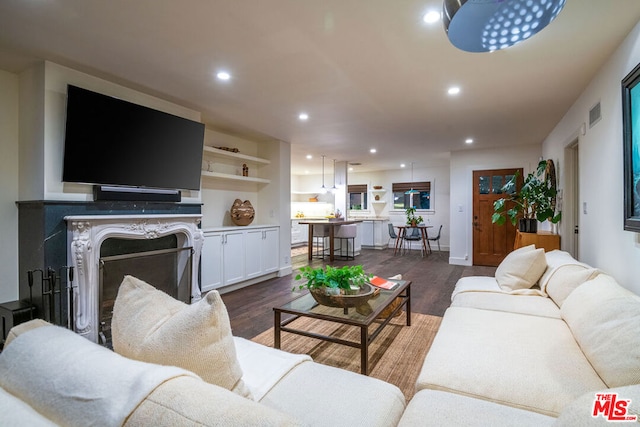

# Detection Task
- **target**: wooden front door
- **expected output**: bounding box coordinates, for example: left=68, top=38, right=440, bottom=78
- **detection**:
left=472, top=168, right=522, bottom=266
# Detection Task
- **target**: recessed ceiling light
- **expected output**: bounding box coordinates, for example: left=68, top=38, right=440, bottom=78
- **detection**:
left=465, top=138, right=473, bottom=144
left=298, top=113, right=309, bottom=121
left=448, top=86, right=461, bottom=95
left=216, top=71, right=231, bottom=81
left=423, top=11, right=441, bottom=24
left=400, top=163, right=406, bottom=168
left=370, top=148, right=377, bottom=154
left=306, top=154, right=313, bottom=159
left=349, top=167, right=354, bottom=171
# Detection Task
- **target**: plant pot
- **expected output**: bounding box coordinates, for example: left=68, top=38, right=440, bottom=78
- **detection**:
left=518, top=218, right=538, bottom=233
left=309, top=284, right=375, bottom=315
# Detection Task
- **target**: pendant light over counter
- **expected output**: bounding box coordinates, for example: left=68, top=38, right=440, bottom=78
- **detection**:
left=330, top=159, right=337, bottom=193
left=443, top=0, right=566, bottom=53
left=320, top=155, right=327, bottom=194
left=405, top=162, right=420, bottom=195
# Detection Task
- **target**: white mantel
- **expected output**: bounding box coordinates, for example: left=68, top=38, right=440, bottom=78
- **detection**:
left=64, top=214, right=203, bottom=343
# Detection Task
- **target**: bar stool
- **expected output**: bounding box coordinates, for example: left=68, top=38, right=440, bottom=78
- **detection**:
left=312, top=225, right=330, bottom=259
left=335, top=224, right=357, bottom=260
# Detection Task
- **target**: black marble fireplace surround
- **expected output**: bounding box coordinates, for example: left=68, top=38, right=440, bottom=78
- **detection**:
left=15, top=200, right=201, bottom=327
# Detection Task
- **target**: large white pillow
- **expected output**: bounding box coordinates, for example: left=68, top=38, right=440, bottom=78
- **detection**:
left=495, top=244, right=547, bottom=291
left=112, top=275, right=252, bottom=398
left=561, top=274, right=640, bottom=387
left=545, top=264, right=601, bottom=307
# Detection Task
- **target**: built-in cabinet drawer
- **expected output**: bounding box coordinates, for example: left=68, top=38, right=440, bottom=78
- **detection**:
left=201, top=226, right=279, bottom=292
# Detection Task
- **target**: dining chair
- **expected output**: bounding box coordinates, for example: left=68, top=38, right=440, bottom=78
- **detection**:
left=403, top=227, right=423, bottom=255
left=428, top=225, right=443, bottom=252
left=388, top=223, right=404, bottom=255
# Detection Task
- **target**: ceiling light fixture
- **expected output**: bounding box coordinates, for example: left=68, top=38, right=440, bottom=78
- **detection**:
left=423, top=11, right=441, bottom=24
left=465, top=138, right=473, bottom=144
left=448, top=86, right=461, bottom=95
left=320, top=155, right=327, bottom=194
left=299, top=112, right=309, bottom=121
left=443, top=0, right=566, bottom=53
left=216, top=71, right=231, bottom=81
left=370, top=148, right=377, bottom=154
left=306, top=154, right=313, bottom=159
left=405, top=162, right=420, bottom=195
left=330, top=159, right=338, bottom=193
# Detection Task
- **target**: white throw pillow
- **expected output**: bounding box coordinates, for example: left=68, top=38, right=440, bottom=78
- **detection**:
left=561, top=274, right=640, bottom=388
left=495, top=244, right=547, bottom=291
left=112, top=275, right=253, bottom=398
left=545, top=264, right=601, bottom=307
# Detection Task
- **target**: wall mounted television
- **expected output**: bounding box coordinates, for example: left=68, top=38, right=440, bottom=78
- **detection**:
left=62, top=85, right=205, bottom=196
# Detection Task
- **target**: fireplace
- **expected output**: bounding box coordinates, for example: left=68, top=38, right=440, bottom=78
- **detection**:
left=65, top=214, right=203, bottom=344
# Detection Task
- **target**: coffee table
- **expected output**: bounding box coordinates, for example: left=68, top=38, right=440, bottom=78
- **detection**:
left=273, top=280, right=411, bottom=375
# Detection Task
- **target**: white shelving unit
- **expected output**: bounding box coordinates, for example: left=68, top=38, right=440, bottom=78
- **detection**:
left=201, top=146, right=271, bottom=184
left=371, top=188, right=387, bottom=204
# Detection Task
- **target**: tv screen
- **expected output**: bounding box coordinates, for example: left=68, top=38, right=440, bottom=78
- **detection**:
left=62, top=85, right=205, bottom=191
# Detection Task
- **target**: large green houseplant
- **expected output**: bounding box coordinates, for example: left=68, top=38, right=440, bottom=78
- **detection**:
left=293, top=265, right=371, bottom=293
left=492, top=160, right=561, bottom=233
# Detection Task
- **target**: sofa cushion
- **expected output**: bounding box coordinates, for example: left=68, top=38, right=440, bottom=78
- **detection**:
left=538, top=250, right=585, bottom=293
left=554, top=384, right=640, bottom=426
left=451, top=291, right=561, bottom=318
left=561, top=274, right=640, bottom=387
left=399, top=389, right=555, bottom=427
left=125, top=376, right=301, bottom=427
left=260, top=359, right=406, bottom=427
left=545, top=264, right=601, bottom=307
left=416, top=307, right=606, bottom=416
left=495, top=244, right=547, bottom=291
left=0, top=320, right=194, bottom=427
left=112, top=275, right=252, bottom=398
left=0, top=386, right=58, bottom=427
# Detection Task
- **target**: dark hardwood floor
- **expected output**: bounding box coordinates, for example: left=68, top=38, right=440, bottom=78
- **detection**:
left=221, top=247, right=496, bottom=339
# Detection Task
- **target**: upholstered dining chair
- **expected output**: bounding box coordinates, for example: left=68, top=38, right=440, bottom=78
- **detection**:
left=428, top=225, right=443, bottom=252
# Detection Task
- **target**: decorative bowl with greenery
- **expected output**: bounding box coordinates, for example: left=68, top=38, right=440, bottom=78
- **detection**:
left=293, top=265, right=371, bottom=293
left=492, top=159, right=561, bottom=232
left=405, top=206, right=423, bottom=226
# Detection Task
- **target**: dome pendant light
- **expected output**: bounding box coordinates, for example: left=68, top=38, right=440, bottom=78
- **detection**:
left=443, top=0, right=566, bottom=53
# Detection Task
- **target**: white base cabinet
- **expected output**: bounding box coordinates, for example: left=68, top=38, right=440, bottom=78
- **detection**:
left=201, top=226, right=279, bottom=292
left=360, top=220, right=390, bottom=249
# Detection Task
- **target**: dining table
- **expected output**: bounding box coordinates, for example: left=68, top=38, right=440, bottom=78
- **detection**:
left=393, top=224, right=433, bottom=256
left=298, top=219, right=363, bottom=262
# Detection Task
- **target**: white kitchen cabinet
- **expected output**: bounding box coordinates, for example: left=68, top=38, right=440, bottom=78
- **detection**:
left=360, top=219, right=390, bottom=249
left=291, top=220, right=309, bottom=245
left=245, top=227, right=279, bottom=279
left=201, top=226, right=279, bottom=292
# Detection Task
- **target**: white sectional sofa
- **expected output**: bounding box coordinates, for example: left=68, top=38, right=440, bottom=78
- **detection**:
left=0, top=276, right=406, bottom=427
left=402, top=247, right=640, bottom=426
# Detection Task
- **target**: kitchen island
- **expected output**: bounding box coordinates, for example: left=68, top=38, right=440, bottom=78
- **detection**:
left=298, top=219, right=363, bottom=261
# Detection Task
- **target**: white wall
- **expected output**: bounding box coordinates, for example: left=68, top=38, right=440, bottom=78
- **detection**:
left=449, top=144, right=542, bottom=265
left=542, top=20, right=640, bottom=294
left=0, top=70, right=20, bottom=303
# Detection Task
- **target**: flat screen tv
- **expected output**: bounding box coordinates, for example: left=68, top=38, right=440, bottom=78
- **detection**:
left=62, top=85, right=205, bottom=192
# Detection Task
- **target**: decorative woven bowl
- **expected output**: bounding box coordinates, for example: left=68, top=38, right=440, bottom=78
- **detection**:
left=373, top=186, right=383, bottom=190
left=309, top=283, right=375, bottom=309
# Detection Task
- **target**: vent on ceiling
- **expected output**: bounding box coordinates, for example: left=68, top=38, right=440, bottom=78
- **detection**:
left=589, top=101, right=601, bottom=128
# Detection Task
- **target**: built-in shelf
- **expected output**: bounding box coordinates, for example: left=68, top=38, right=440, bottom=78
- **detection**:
left=203, top=146, right=270, bottom=165
left=371, top=201, right=387, bottom=204
left=201, top=145, right=271, bottom=184
left=292, top=191, right=322, bottom=195
left=201, top=170, right=270, bottom=184
left=371, top=188, right=386, bottom=193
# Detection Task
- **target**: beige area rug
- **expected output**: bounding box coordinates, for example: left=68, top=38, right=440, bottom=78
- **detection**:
left=251, top=312, right=442, bottom=401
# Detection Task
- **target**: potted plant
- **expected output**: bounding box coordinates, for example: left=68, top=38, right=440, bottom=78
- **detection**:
left=405, top=206, right=423, bottom=227
left=293, top=265, right=374, bottom=310
left=492, top=160, right=562, bottom=233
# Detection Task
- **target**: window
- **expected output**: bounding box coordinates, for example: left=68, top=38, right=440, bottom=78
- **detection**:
left=348, top=184, right=368, bottom=210
left=392, top=182, right=431, bottom=210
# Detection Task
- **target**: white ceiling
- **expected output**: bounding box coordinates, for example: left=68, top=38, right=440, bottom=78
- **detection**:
left=1, top=1, right=640, bottom=175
